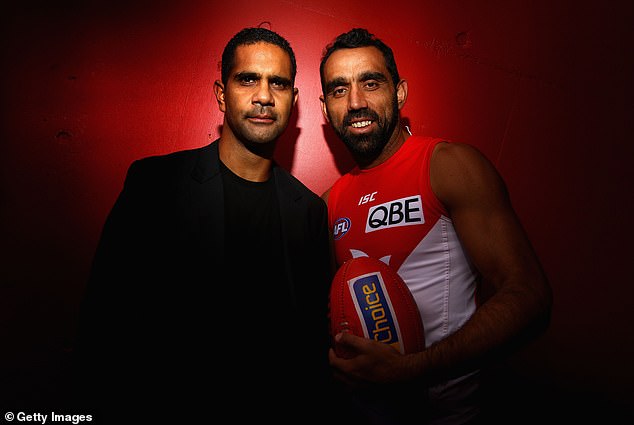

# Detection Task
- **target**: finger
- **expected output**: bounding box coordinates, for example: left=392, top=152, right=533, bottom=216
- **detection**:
left=328, top=347, right=340, bottom=365
left=336, top=331, right=369, bottom=351
left=329, top=362, right=363, bottom=388
left=331, top=367, right=357, bottom=387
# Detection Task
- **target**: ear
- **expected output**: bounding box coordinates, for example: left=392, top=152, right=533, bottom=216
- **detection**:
left=396, top=79, right=408, bottom=110
left=293, top=87, right=299, bottom=107
left=213, top=80, right=226, bottom=113
left=319, top=95, right=330, bottom=122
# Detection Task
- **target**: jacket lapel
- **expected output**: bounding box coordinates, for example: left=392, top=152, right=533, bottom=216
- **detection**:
left=274, top=166, right=304, bottom=307
left=187, top=146, right=303, bottom=290
left=190, top=141, right=224, bottom=266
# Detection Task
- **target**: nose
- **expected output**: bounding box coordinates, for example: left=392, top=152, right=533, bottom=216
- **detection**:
left=252, top=82, right=274, bottom=106
left=348, top=84, right=367, bottom=111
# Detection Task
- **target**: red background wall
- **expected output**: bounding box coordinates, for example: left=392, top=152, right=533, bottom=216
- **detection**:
left=2, top=0, right=633, bottom=418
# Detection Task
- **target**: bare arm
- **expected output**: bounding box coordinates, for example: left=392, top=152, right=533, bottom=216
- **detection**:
left=329, top=142, right=552, bottom=385
left=417, top=142, right=552, bottom=381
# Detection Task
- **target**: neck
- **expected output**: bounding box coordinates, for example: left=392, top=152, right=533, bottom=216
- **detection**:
left=218, top=133, right=274, bottom=182
left=358, top=125, right=410, bottom=170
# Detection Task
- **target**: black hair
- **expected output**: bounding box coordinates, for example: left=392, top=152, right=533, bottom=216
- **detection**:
left=221, top=27, right=297, bottom=85
left=319, top=28, right=400, bottom=92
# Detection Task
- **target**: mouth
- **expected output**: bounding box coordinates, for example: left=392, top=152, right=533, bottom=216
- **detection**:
left=350, top=120, right=373, bottom=129
left=247, top=114, right=276, bottom=124
left=344, top=110, right=379, bottom=132
left=347, top=118, right=376, bottom=133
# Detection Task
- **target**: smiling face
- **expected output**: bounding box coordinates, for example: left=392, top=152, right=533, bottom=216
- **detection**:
left=215, top=42, right=298, bottom=147
left=320, top=46, right=406, bottom=163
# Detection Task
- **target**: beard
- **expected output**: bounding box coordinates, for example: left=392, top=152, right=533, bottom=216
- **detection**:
left=330, top=94, right=400, bottom=162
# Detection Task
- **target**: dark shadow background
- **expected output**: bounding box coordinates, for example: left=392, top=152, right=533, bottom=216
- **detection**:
left=1, top=0, right=633, bottom=421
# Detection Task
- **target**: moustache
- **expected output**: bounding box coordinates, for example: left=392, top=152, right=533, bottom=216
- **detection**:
left=343, top=109, right=380, bottom=127
left=246, top=106, right=277, bottom=120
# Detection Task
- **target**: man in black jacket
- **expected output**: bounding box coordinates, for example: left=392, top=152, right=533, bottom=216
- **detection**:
left=73, top=27, right=331, bottom=423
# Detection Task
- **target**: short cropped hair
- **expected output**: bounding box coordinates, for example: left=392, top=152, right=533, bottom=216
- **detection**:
left=221, top=27, right=297, bottom=85
left=320, top=28, right=400, bottom=92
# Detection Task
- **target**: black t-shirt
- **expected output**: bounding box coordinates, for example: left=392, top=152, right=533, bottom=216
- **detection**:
left=219, top=162, right=297, bottom=390
left=220, top=161, right=287, bottom=295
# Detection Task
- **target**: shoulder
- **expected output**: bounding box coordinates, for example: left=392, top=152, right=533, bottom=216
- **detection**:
left=275, top=167, right=326, bottom=209
left=129, top=145, right=207, bottom=175
left=321, top=187, right=331, bottom=205
left=431, top=142, right=508, bottom=209
left=125, top=144, right=212, bottom=185
left=321, top=165, right=359, bottom=204
left=431, top=141, right=489, bottom=171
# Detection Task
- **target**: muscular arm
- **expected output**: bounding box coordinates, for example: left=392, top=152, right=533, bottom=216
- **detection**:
left=329, top=142, right=552, bottom=385
left=415, top=142, right=552, bottom=382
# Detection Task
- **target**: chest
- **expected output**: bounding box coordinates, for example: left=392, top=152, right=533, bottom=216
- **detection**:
left=330, top=167, right=442, bottom=270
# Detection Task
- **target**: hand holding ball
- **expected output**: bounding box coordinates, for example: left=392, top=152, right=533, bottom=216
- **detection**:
left=328, top=257, right=425, bottom=358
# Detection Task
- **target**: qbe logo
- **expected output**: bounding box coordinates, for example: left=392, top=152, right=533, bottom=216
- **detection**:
left=365, top=195, right=424, bottom=233
left=333, top=217, right=351, bottom=240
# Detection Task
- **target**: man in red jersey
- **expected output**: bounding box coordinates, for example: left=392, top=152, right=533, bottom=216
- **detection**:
left=320, top=28, right=552, bottom=425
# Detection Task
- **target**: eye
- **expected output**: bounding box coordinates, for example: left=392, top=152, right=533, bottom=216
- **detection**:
left=238, top=76, right=257, bottom=85
left=270, top=80, right=290, bottom=90
left=331, top=87, right=347, bottom=98
left=364, top=80, right=380, bottom=90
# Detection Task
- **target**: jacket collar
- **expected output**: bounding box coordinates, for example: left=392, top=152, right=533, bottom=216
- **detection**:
left=189, top=139, right=304, bottom=279
left=192, top=139, right=303, bottom=204
left=191, top=140, right=221, bottom=183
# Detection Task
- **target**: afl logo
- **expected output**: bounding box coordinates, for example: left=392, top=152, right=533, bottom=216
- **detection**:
left=333, top=217, right=351, bottom=240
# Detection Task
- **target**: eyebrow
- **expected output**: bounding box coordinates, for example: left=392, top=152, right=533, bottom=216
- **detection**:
left=234, top=72, right=292, bottom=87
left=325, top=77, right=348, bottom=94
left=233, top=71, right=260, bottom=82
left=325, top=71, right=389, bottom=94
left=359, top=71, right=389, bottom=83
left=269, top=75, right=293, bottom=87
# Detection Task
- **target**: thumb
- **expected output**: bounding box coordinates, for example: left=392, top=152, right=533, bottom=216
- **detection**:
left=335, top=332, right=368, bottom=351
left=332, top=332, right=366, bottom=360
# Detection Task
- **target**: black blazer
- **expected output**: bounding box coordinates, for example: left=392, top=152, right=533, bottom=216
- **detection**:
left=73, top=141, right=333, bottom=422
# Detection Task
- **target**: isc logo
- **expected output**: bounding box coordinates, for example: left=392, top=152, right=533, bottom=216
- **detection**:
left=365, top=195, right=424, bottom=233
left=348, top=271, right=403, bottom=353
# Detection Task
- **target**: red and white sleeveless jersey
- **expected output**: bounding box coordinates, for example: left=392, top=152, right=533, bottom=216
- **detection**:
left=328, top=136, right=478, bottom=348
